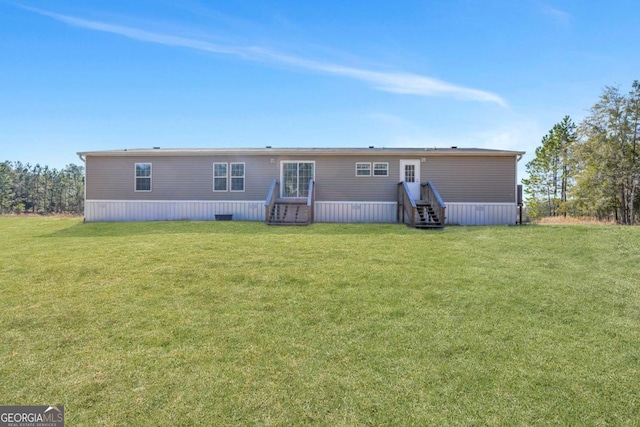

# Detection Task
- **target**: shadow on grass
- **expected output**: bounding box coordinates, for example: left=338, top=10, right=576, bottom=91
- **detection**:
left=45, top=220, right=427, bottom=238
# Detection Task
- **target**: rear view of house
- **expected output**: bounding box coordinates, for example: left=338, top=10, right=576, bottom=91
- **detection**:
left=77, top=147, right=524, bottom=226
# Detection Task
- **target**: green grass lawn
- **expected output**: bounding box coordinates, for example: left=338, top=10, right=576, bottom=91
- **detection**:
left=1, top=218, right=639, bottom=426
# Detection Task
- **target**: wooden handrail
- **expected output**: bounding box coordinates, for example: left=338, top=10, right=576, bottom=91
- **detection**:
left=265, top=179, right=279, bottom=224
left=424, top=181, right=446, bottom=208
left=402, top=181, right=417, bottom=209
left=397, top=181, right=417, bottom=227
left=421, top=181, right=446, bottom=225
left=306, top=179, right=315, bottom=224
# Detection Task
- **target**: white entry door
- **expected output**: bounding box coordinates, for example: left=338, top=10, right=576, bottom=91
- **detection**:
left=399, top=159, right=421, bottom=199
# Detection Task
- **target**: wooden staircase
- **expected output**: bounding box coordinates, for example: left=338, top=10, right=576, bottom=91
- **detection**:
left=398, top=181, right=446, bottom=230
left=268, top=200, right=311, bottom=225
left=415, top=201, right=444, bottom=228
left=265, top=179, right=315, bottom=226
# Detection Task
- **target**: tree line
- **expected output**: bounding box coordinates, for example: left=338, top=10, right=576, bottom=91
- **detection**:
left=0, top=161, right=84, bottom=214
left=524, top=80, right=640, bottom=224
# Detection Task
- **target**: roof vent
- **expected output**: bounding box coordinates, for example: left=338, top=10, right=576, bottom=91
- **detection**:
left=153, top=146, right=160, bottom=149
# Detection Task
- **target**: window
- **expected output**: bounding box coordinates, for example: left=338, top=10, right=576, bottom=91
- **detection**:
left=404, top=164, right=416, bottom=183
left=214, top=163, right=245, bottom=192
left=213, top=163, right=228, bottom=191
left=356, top=162, right=371, bottom=176
left=373, top=162, right=389, bottom=177
left=230, top=163, right=245, bottom=192
left=356, top=162, right=387, bottom=177
left=282, top=161, right=315, bottom=197
left=135, top=163, right=152, bottom=191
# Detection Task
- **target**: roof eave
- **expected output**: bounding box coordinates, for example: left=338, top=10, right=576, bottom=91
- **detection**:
left=77, top=148, right=526, bottom=157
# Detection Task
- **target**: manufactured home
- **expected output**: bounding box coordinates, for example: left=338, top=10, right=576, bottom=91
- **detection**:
left=77, top=147, right=524, bottom=227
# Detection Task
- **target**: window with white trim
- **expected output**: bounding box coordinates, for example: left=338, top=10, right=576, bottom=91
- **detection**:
left=230, top=163, right=245, bottom=192
left=282, top=161, right=315, bottom=197
left=213, top=163, right=228, bottom=191
left=356, top=162, right=371, bottom=176
left=135, top=163, right=152, bottom=192
left=373, top=162, right=389, bottom=176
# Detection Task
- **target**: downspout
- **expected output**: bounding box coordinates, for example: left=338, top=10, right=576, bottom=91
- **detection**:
left=77, top=154, right=86, bottom=222
left=516, top=153, right=524, bottom=224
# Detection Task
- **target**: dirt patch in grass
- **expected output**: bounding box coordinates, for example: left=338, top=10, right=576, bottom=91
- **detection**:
left=1, top=212, right=82, bottom=218
left=535, top=216, right=618, bottom=225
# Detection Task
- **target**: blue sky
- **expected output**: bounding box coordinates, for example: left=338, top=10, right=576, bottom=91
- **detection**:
left=1, top=0, right=639, bottom=181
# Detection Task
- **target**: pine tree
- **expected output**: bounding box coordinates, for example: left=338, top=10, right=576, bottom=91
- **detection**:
left=522, top=116, right=576, bottom=218
left=576, top=82, right=640, bottom=224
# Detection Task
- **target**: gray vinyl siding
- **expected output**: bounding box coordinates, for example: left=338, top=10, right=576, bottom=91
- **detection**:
left=86, top=154, right=517, bottom=203
left=277, top=156, right=399, bottom=201
left=313, top=155, right=516, bottom=203
left=424, top=156, right=516, bottom=203
left=86, top=155, right=276, bottom=200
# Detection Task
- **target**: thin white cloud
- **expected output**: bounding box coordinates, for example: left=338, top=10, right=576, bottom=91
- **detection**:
left=20, top=5, right=508, bottom=106
left=540, top=4, right=571, bottom=25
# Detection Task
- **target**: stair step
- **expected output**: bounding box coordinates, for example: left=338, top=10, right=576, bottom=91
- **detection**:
left=267, top=203, right=311, bottom=225
left=412, top=204, right=443, bottom=229
left=415, top=224, right=444, bottom=229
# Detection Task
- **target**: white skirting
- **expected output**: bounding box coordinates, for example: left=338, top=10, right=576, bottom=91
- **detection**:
left=84, top=200, right=518, bottom=225
left=315, top=201, right=397, bottom=223
left=84, top=200, right=265, bottom=222
left=445, top=203, right=517, bottom=225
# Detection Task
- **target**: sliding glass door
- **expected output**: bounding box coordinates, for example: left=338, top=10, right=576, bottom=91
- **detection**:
left=282, top=161, right=315, bottom=198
